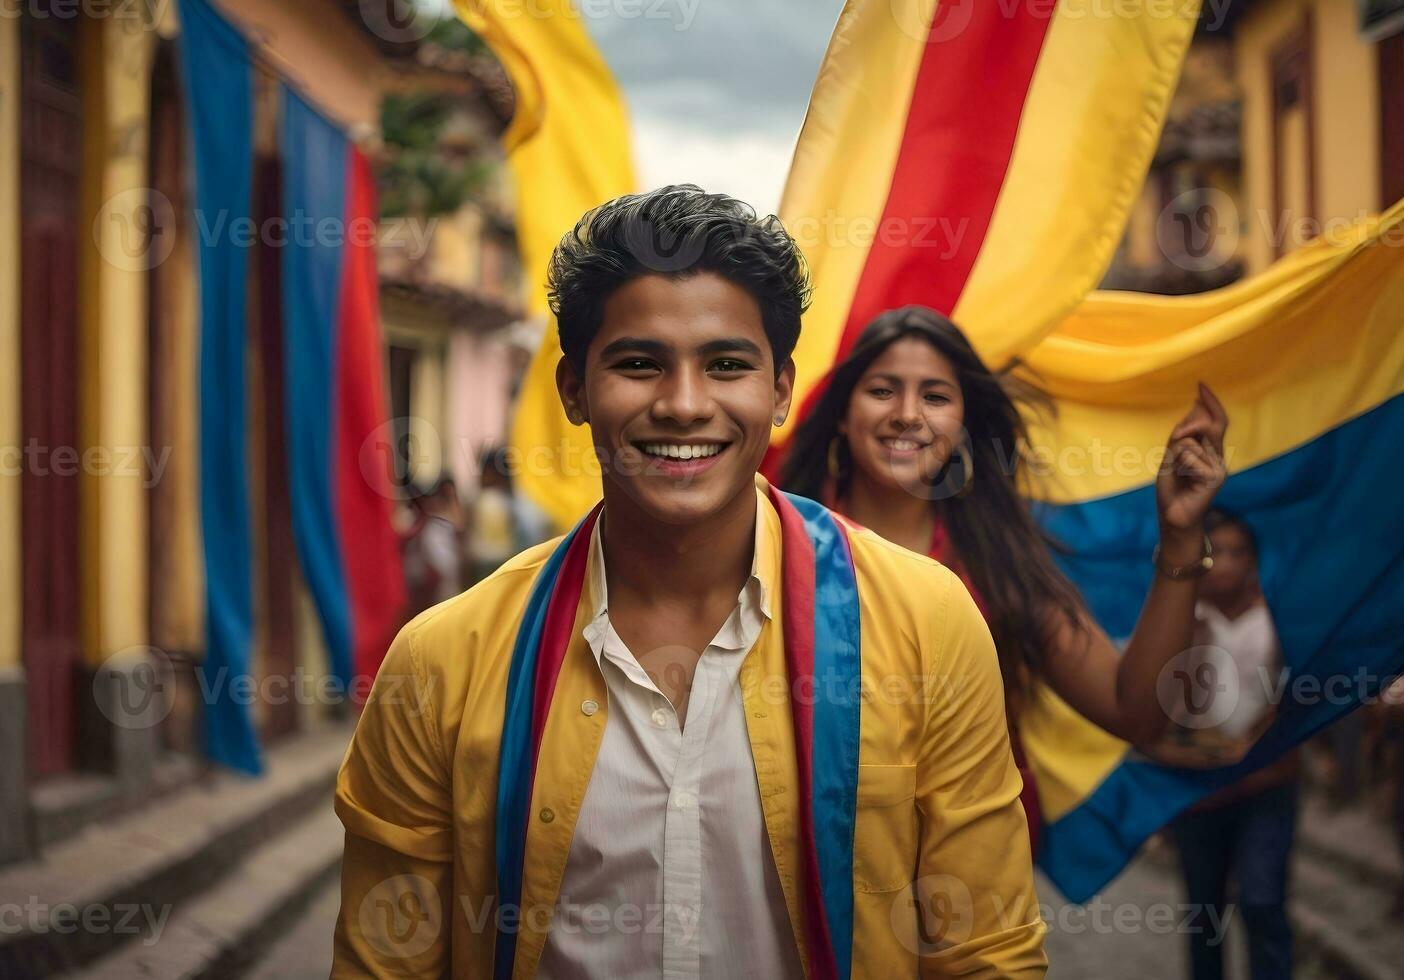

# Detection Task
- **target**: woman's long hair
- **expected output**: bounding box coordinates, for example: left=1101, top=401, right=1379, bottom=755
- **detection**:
left=780, top=306, right=1084, bottom=703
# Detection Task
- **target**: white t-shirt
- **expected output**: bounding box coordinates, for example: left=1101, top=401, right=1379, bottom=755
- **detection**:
left=1193, top=599, right=1282, bottom=740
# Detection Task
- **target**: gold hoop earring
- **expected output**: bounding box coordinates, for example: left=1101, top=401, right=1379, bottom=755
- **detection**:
left=953, top=441, right=974, bottom=497
left=827, top=435, right=845, bottom=481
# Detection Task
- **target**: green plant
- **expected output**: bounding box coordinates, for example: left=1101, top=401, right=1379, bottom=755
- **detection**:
left=379, top=91, right=493, bottom=218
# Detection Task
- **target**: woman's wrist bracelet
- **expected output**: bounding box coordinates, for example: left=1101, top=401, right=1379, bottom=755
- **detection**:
left=1151, top=534, right=1214, bottom=580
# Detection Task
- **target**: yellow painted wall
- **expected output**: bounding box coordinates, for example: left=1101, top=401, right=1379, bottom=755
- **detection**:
left=0, top=18, right=21, bottom=671
left=1312, top=0, right=1381, bottom=220
left=1125, top=180, right=1161, bottom=269
left=1236, top=0, right=1382, bottom=273
left=79, top=19, right=156, bottom=663
left=409, top=347, right=447, bottom=485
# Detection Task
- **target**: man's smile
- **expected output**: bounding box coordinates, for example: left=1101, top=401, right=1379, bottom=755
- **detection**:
left=634, top=440, right=731, bottom=460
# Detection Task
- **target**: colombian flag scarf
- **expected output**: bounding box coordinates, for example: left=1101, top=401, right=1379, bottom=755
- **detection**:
left=493, top=485, right=862, bottom=979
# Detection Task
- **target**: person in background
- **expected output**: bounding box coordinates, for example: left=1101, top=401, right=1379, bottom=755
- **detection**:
left=401, top=474, right=467, bottom=613
left=1378, top=675, right=1404, bottom=917
left=1170, top=509, right=1299, bottom=980
left=780, top=306, right=1229, bottom=856
left=1315, top=701, right=1366, bottom=807
left=468, top=446, right=520, bottom=581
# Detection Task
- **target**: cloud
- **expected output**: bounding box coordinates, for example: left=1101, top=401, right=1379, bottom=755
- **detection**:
left=585, top=0, right=843, bottom=135
left=630, top=116, right=800, bottom=217
left=585, top=0, right=844, bottom=214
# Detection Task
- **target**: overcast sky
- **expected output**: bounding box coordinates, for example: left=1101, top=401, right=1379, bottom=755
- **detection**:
left=424, top=0, right=845, bottom=215
left=584, top=0, right=844, bottom=215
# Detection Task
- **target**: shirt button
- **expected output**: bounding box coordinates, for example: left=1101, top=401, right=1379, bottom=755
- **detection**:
left=539, top=807, right=555, bottom=823
left=673, top=791, right=696, bottom=810
left=581, top=699, right=599, bottom=716
left=651, top=708, right=668, bottom=728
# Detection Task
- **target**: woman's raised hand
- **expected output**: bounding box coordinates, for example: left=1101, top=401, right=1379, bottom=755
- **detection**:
left=1156, top=382, right=1229, bottom=534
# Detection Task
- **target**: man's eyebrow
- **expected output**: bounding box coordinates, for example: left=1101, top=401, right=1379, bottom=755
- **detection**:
left=597, top=336, right=766, bottom=360
left=697, top=337, right=765, bottom=358
left=597, top=337, right=671, bottom=360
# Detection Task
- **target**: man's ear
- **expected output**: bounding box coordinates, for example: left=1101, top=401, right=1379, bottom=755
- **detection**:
left=556, top=356, right=587, bottom=426
left=772, top=357, right=796, bottom=427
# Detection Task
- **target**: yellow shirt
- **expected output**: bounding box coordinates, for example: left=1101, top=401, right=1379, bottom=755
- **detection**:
left=333, top=481, right=1047, bottom=978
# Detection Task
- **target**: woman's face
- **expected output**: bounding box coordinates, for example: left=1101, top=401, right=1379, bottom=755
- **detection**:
left=841, top=335, right=966, bottom=497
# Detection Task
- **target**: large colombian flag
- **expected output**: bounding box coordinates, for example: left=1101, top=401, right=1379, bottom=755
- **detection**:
left=179, top=0, right=405, bottom=774
left=1021, top=205, right=1404, bottom=899
left=462, top=0, right=1404, bottom=900
left=454, top=0, right=636, bottom=532
left=772, top=0, right=1404, bottom=901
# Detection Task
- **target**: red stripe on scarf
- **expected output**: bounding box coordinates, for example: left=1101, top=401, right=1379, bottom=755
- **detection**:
left=769, top=487, right=837, bottom=980
left=529, top=505, right=602, bottom=771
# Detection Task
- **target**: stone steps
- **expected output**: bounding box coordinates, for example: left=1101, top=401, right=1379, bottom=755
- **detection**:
left=0, top=724, right=350, bottom=978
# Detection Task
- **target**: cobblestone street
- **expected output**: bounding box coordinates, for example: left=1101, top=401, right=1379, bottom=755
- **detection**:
left=240, top=850, right=1342, bottom=979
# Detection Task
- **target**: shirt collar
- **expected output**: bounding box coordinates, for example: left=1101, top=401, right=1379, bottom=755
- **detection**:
left=581, top=484, right=778, bottom=662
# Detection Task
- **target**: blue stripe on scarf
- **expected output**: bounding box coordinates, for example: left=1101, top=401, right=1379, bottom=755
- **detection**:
left=493, top=523, right=584, bottom=980
left=782, top=491, right=862, bottom=980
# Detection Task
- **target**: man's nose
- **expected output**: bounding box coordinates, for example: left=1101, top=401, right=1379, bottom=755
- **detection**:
left=652, top=367, right=714, bottom=426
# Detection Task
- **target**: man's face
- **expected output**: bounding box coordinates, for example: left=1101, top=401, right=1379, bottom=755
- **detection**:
left=1202, top=524, right=1255, bottom=601
left=557, top=272, right=794, bottom=526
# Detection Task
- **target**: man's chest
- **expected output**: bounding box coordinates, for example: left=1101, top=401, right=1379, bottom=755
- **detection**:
left=607, top=599, right=749, bottom=727
left=568, top=652, right=769, bottom=858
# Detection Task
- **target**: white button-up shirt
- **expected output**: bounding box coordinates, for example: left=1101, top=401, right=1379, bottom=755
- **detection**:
left=536, top=507, right=805, bottom=980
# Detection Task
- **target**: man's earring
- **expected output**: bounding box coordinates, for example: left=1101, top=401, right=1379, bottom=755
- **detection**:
left=566, top=408, right=583, bottom=425
left=773, top=414, right=786, bottom=426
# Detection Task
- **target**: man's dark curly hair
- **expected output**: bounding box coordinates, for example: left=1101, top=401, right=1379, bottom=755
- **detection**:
left=547, top=184, right=811, bottom=376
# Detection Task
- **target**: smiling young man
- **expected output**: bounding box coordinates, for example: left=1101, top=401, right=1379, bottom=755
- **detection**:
left=332, top=186, right=1047, bottom=978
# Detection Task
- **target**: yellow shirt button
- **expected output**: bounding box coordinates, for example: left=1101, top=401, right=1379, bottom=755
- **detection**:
left=581, top=699, right=599, bottom=716
left=539, top=807, right=555, bottom=823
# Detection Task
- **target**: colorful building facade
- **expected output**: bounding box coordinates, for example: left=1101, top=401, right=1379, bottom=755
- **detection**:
left=0, top=0, right=520, bottom=863
left=1105, top=0, right=1403, bottom=291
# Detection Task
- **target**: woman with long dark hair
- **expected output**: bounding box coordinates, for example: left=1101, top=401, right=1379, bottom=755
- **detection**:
left=781, top=306, right=1229, bottom=850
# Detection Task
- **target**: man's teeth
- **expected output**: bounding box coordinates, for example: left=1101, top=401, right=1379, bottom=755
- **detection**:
left=640, top=443, right=724, bottom=460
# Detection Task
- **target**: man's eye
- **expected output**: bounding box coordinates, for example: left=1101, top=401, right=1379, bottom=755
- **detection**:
left=615, top=358, right=658, bottom=372
left=710, top=359, right=752, bottom=373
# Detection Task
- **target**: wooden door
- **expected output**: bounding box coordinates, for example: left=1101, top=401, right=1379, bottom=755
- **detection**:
left=20, top=5, right=84, bottom=779
left=1382, top=32, right=1404, bottom=208
left=253, top=154, right=299, bottom=740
